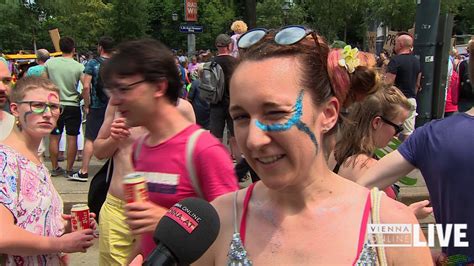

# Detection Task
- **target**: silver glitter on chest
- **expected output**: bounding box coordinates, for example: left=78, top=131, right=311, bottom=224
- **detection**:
left=354, top=241, right=378, bottom=265
left=227, top=232, right=252, bottom=266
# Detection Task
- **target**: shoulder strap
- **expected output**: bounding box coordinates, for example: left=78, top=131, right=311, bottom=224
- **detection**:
left=370, top=187, right=388, bottom=266
left=133, top=135, right=146, bottom=164
left=105, top=158, right=113, bottom=183
left=233, top=190, right=239, bottom=233
left=186, top=129, right=205, bottom=198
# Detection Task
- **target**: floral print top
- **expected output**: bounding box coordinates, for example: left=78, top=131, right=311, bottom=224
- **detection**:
left=0, top=144, right=64, bottom=265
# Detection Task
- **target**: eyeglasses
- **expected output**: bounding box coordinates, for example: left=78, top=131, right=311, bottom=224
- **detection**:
left=105, top=80, right=146, bottom=98
left=237, top=25, right=319, bottom=49
left=1, top=77, right=13, bottom=86
left=380, top=116, right=403, bottom=135
left=17, top=101, right=63, bottom=115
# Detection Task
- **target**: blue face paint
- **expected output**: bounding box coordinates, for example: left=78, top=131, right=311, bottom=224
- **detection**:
left=255, top=90, right=319, bottom=151
left=23, top=111, right=33, bottom=127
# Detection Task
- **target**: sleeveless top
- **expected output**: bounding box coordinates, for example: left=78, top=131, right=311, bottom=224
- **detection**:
left=227, top=183, right=388, bottom=266
left=333, top=155, right=398, bottom=200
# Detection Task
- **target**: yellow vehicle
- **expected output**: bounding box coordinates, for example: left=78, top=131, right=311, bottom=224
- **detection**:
left=2, top=51, right=62, bottom=81
left=3, top=51, right=62, bottom=60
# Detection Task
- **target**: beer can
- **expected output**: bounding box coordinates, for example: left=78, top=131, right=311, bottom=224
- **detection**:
left=123, top=173, right=149, bottom=203
left=71, top=204, right=90, bottom=231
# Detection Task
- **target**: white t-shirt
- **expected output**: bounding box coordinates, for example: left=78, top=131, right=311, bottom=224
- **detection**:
left=0, top=111, right=14, bottom=141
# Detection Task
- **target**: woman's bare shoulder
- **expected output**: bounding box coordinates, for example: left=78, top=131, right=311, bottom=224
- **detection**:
left=339, top=154, right=376, bottom=182
left=377, top=192, right=432, bottom=264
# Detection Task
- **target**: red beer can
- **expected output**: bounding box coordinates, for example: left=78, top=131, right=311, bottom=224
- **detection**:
left=123, top=173, right=149, bottom=203
left=71, top=204, right=90, bottom=231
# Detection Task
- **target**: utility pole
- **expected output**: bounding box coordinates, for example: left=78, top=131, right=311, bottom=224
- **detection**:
left=245, top=0, right=256, bottom=29
left=413, top=0, right=440, bottom=127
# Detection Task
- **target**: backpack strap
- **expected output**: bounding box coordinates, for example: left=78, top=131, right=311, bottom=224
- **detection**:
left=105, top=157, right=113, bottom=183
left=133, top=135, right=147, bottom=164
left=186, top=129, right=205, bottom=198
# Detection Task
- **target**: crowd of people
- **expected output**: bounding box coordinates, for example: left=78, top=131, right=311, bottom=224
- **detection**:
left=0, top=18, right=473, bottom=265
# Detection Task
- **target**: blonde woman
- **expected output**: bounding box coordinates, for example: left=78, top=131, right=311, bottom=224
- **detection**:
left=0, top=77, right=96, bottom=265
left=230, top=20, right=248, bottom=58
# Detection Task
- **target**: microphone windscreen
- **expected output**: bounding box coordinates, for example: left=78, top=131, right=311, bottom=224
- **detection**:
left=154, top=197, right=220, bottom=264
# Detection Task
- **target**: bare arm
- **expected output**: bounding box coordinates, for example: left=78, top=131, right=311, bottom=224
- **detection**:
left=357, top=150, right=415, bottom=190
left=177, top=98, right=196, bottom=123
left=93, top=102, right=121, bottom=159
left=81, top=74, right=92, bottom=111
left=0, top=205, right=94, bottom=255
left=384, top=73, right=396, bottom=85
left=416, top=72, right=422, bottom=93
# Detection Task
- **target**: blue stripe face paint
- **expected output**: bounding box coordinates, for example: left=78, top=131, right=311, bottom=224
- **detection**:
left=255, top=90, right=319, bottom=152
left=22, top=111, right=33, bottom=128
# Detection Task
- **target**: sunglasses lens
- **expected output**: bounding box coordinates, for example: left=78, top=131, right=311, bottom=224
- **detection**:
left=275, top=26, right=307, bottom=45
left=238, top=30, right=267, bottom=49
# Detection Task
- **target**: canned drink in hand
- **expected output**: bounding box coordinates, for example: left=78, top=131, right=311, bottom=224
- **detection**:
left=71, top=204, right=90, bottom=231
left=123, top=173, right=149, bottom=203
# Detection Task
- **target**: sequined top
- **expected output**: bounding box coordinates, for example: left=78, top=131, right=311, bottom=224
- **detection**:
left=226, top=183, right=387, bottom=266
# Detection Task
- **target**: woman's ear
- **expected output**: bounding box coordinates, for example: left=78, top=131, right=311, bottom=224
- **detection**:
left=372, top=116, right=382, bottom=130
left=9, top=103, right=19, bottom=117
left=320, top=97, right=339, bottom=131
left=153, top=80, right=169, bottom=98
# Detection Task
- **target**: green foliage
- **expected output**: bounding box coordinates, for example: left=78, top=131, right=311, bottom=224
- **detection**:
left=256, top=0, right=305, bottom=29
left=110, top=0, right=150, bottom=42
left=196, top=0, right=235, bottom=50
left=0, top=3, right=36, bottom=52
left=455, top=0, right=474, bottom=34
left=46, top=0, right=113, bottom=51
left=0, top=0, right=472, bottom=54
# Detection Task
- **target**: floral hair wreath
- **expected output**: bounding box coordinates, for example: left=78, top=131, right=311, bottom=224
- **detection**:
left=338, top=45, right=360, bottom=74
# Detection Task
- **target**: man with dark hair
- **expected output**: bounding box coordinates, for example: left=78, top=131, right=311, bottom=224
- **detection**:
left=69, top=36, right=114, bottom=182
left=100, top=39, right=237, bottom=259
left=385, top=33, right=421, bottom=140
left=43, top=37, right=84, bottom=176
left=210, top=33, right=240, bottom=159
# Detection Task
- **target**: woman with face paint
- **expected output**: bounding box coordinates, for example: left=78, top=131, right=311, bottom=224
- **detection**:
left=194, top=27, right=431, bottom=265
left=0, top=77, right=96, bottom=264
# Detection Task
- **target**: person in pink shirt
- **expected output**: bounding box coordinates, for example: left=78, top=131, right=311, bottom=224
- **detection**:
left=101, top=39, right=238, bottom=261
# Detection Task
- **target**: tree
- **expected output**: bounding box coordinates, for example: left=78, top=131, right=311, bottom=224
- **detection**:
left=110, top=0, right=151, bottom=42
left=43, top=0, right=113, bottom=51
left=194, top=0, right=236, bottom=50
left=0, top=2, right=37, bottom=53
left=256, top=0, right=305, bottom=29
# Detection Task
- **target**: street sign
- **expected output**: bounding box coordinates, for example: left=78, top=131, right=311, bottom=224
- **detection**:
left=179, top=25, right=203, bottom=33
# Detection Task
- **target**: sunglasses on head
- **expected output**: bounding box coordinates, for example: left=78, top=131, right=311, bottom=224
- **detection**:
left=237, top=25, right=319, bottom=49
left=380, top=116, right=404, bottom=135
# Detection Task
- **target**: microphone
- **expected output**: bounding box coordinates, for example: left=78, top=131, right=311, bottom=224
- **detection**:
left=143, top=197, right=220, bottom=266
